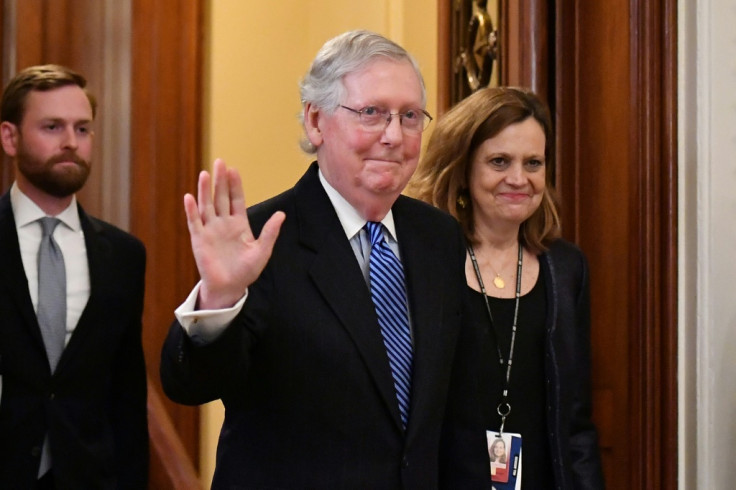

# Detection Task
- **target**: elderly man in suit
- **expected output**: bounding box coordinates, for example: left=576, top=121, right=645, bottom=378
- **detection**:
left=161, top=30, right=490, bottom=489
left=0, top=65, right=148, bottom=489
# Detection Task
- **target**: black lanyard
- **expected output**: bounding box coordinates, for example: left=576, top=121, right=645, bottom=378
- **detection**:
left=468, top=242, right=523, bottom=435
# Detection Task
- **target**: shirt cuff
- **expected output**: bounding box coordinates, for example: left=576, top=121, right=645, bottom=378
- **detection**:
left=174, top=281, right=248, bottom=345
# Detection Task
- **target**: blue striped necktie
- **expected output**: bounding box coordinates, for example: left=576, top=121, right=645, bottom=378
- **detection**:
left=365, top=221, right=413, bottom=429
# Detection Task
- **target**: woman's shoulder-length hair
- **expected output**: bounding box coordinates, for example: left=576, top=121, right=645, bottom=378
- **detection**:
left=407, top=86, right=561, bottom=254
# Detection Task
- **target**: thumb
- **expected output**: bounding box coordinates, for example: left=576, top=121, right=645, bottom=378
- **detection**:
left=257, top=211, right=286, bottom=252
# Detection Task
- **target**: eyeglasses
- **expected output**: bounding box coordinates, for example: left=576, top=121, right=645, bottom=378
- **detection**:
left=339, top=105, right=433, bottom=134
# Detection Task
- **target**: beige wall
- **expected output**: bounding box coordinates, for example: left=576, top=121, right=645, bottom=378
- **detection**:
left=678, top=0, right=736, bottom=488
left=201, top=1, right=437, bottom=486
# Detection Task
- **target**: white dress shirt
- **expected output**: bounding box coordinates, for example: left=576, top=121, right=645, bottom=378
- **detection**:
left=11, top=182, right=90, bottom=347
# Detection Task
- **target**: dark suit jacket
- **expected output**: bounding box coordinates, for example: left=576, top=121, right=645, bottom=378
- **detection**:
left=0, top=191, right=149, bottom=490
left=161, top=163, right=490, bottom=489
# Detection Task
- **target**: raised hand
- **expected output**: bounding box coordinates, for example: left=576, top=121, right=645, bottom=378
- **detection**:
left=184, top=158, right=285, bottom=310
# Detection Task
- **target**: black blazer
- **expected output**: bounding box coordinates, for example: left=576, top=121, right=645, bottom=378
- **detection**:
left=161, top=163, right=490, bottom=489
left=475, top=239, right=605, bottom=489
left=0, top=192, right=149, bottom=489
left=540, top=240, right=604, bottom=489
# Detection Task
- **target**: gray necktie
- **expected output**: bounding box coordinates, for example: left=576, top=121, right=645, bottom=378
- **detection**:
left=37, top=217, right=66, bottom=372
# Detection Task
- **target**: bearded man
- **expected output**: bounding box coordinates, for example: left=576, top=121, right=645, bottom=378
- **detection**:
left=0, top=64, right=148, bottom=489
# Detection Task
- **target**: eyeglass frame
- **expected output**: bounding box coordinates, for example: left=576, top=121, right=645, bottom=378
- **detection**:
left=338, top=105, right=433, bottom=133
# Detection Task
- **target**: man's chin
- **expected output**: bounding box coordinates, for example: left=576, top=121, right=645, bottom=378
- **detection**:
left=41, top=182, right=86, bottom=198
left=25, top=170, right=89, bottom=198
left=368, top=174, right=411, bottom=196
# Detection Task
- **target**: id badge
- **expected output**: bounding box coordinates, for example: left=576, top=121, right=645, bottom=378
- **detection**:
left=486, top=430, right=522, bottom=490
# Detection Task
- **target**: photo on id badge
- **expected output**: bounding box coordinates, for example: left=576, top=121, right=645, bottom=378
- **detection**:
left=487, top=430, right=522, bottom=490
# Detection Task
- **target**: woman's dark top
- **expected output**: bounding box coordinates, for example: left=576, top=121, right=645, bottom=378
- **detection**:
left=468, top=272, right=555, bottom=489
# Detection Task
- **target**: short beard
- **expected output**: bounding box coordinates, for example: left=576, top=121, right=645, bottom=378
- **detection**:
left=16, top=146, right=91, bottom=198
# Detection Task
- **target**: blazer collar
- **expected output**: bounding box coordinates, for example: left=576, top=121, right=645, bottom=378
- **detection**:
left=292, top=164, right=406, bottom=430
left=0, top=191, right=117, bottom=375
left=292, top=165, right=452, bottom=435
left=392, top=197, right=449, bottom=437
left=60, top=204, right=106, bottom=360
left=0, top=192, right=40, bottom=338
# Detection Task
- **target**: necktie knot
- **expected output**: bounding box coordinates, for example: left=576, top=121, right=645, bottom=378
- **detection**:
left=364, top=221, right=384, bottom=247
left=39, top=217, right=62, bottom=238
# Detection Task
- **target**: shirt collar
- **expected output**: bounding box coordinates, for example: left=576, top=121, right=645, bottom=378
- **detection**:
left=10, top=182, right=82, bottom=232
left=317, top=168, right=397, bottom=241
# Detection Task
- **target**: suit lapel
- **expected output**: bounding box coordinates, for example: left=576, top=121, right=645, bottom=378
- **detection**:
left=393, top=197, right=448, bottom=436
left=54, top=205, right=104, bottom=371
left=0, top=192, right=48, bottom=353
left=294, top=166, right=404, bottom=430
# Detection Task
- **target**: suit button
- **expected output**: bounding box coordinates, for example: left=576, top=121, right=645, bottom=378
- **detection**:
left=401, top=456, right=409, bottom=469
left=31, top=446, right=41, bottom=457
left=49, top=393, right=55, bottom=400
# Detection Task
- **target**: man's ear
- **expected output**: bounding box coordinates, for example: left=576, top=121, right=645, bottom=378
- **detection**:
left=0, top=122, right=19, bottom=157
left=303, top=103, right=323, bottom=148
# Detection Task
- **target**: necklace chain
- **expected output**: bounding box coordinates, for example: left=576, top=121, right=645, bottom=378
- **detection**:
left=477, top=245, right=517, bottom=289
left=468, top=242, right=523, bottom=435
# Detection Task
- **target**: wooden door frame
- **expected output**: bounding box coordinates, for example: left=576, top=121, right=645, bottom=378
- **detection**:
left=554, top=2, right=678, bottom=487
left=130, top=0, right=204, bottom=484
left=623, top=2, right=678, bottom=487
left=438, top=1, right=678, bottom=488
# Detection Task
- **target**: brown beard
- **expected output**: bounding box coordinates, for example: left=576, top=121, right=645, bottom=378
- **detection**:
left=16, top=145, right=91, bottom=198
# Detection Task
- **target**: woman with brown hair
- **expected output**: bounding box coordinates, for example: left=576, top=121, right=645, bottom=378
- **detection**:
left=408, top=87, right=604, bottom=489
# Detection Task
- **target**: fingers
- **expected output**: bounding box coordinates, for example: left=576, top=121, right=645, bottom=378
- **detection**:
left=196, top=168, right=213, bottom=223
left=199, top=158, right=248, bottom=221
left=228, top=166, right=247, bottom=217
left=212, top=158, right=231, bottom=217
left=188, top=158, right=255, bottom=236
left=183, top=193, right=202, bottom=233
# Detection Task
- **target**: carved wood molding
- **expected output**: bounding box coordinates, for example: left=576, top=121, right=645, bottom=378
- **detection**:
left=627, top=1, right=678, bottom=487
left=554, top=1, right=678, bottom=488
left=438, top=0, right=502, bottom=113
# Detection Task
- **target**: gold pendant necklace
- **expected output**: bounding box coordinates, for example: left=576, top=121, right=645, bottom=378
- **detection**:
left=468, top=241, right=518, bottom=290
left=493, top=274, right=505, bottom=289
left=481, top=245, right=515, bottom=289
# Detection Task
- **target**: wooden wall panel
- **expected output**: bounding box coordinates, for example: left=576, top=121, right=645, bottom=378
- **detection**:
left=2, top=0, right=109, bottom=212
left=503, top=0, right=550, bottom=101
left=1, top=1, right=204, bottom=487
left=555, top=1, right=678, bottom=488
left=556, top=4, right=632, bottom=487
left=440, top=1, right=678, bottom=488
left=437, top=1, right=451, bottom=114
left=130, top=0, right=203, bottom=487
left=13, top=0, right=44, bottom=70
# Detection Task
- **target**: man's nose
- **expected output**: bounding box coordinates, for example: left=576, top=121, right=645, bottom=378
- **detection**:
left=380, top=114, right=404, bottom=145
left=61, top=127, right=78, bottom=149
